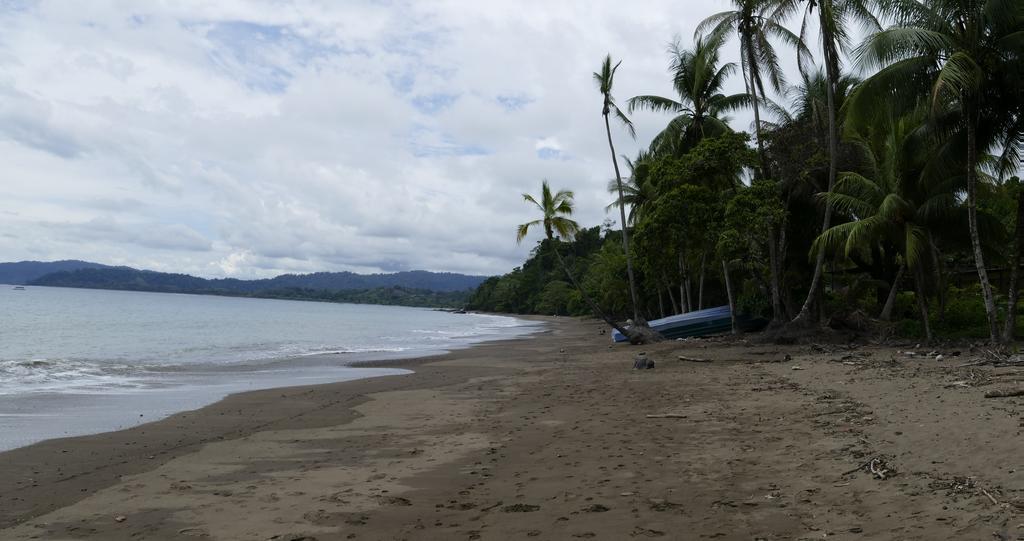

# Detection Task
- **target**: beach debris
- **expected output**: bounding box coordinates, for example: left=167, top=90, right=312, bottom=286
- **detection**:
left=984, top=388, right=1024, bottom=398
left=633, top=353, right=655, bottom=370
left=791, top=365, right=804, bottom=370
left=582, top=504, right=610, bottom=513
left=646, top=413, right=687, bottom=419
left=502, top=503, right=540, bottom=513
left=930, top=475, right=975, bottom=495
left=677, top=355, right=711, bottom=363
left=944, top=380, right=971, bottom=389
left=377, top=495, right=412, bottom=506
left=981, top=487, right=1000, bottom=506
left=631, top=527, right=667, bottom=537
left=480, top=501, right=504, bottom=512
left=114, top=515, right=127, bottom=523
left=647, top=498, right=683, bottom=512
left=842, top=456, right=896, bottom=480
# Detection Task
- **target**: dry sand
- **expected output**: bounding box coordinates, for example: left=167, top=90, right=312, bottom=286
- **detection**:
left=1, top=316, right=1023, bottom=540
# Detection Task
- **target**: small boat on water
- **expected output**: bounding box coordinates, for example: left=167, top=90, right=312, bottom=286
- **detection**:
left=611, top=305, right=767, bottom=343
left=12, top=286, right=25, bottom=290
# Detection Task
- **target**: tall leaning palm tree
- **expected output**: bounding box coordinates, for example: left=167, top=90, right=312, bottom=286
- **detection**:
left=517, top=180, right=646, bottom=343
left=628, top=34, right=751, bottom=156
left=698, top=0, right=808, bottom=178
left=852, top=0, right=1023, bottom=341
left=782, top=0, right=880, bottom=326
left=594, top=55, right=643, bottom=326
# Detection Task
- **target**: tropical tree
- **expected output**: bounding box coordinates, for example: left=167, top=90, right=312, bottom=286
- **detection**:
left=628, top=34, right=751, bottom=156
left=813, top=104, right=959, bottom=341
left=605, top=151, right=658, bottom=227
left=723, top=179, right=789, bottom=322
left=594, top=55, right=643, bottom=326
left=517, top=180, right=651, bottom=343
left=782, top=0, right=881, bottom=326
left=697, top=0, right=808, bottom=178
left=852, top=0, right=1024, bottom=341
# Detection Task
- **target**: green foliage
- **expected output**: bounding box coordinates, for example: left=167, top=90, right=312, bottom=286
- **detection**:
left=534, top=281, right=574, bottom=316
left=261, top=286, right=470, bottom=309
left=581, top=240, right=631, bottom=316
left=648, top=132, right=756, bottom=193
left=628, top=34, right=752, bottom=156
left=895, top=286, right=1014, bottom=339
left=472, top=2, right=1024, bottom=342
left=736, top=279, right=771, bottom=319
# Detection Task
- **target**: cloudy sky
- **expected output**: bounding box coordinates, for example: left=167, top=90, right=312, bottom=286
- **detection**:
left=0, top=0, right=811, bottom=278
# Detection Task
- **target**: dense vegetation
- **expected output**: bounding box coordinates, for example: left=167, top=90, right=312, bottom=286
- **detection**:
left=27, top=266, right=480, bottom=309
left=469, top=0, right=1024, bottom=342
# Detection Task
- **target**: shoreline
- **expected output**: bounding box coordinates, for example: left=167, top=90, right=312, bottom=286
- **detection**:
left=0, top=315, right=556, bottom=530
left=0, top=304, right=541, bottom=453
left=4, top=318, right=1022, bottom=539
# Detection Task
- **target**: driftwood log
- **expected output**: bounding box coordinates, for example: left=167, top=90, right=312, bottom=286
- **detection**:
left=984, top=388, right=1024, bottom=398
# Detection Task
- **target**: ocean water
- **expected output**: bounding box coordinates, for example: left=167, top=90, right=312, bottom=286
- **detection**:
left=0, top=286, right=539, bottom=451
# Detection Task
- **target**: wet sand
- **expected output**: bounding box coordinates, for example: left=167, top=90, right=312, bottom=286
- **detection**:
left=2, top=317, right=1023, bottom=540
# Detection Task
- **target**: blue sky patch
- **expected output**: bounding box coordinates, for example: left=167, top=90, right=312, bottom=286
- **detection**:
left=411, top=93, right=458, bottom=114
left=199, top=20, right=342, bottom=94
left=497, top=94, right=533, bottom=111
left=536, top=147, right=568, bottom=160
left=409, top=126, right=489, bottom=158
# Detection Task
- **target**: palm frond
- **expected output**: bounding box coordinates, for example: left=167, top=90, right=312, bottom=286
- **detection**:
left=626, top=95, right=682, bottom=114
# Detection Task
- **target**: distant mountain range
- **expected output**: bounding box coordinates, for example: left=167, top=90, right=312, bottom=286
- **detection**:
left=1, top=260, right=489, bottom=308
left=0, top=260, right=113, bottom=285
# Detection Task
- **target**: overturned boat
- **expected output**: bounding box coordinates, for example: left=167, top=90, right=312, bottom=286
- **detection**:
left=611, top=305, right=767, bottom=343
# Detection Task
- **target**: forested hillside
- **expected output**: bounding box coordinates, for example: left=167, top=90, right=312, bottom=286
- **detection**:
left=25, top=265, right=482, bottom=309
left=470, top=0, right=1024, bottom=342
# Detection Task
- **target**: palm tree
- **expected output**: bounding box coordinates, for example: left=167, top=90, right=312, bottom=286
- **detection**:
left=852, top=0, right=1023, bottom=341
left=697, top=0, right=808, bottom=178
left=517, top=180, right=649, bottom=343
left=594, top=55, right=643, bottom=327
left=628, top=34, right=751, bottom=156
left=605, top=150, right=657, bottom=227
left=782, top=0, right=880, bottom=326
left=814, top=105, right=957, bottom=341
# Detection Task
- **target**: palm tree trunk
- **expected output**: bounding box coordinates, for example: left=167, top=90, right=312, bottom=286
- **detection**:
left=965, top=108, right=999, bottom=341
left=779, top=187, right=793, bottom=318
left=698, top=253, right=706, bottom=311
left=879, top=263, right=905, bottom=321
left=768, top=225, right=784, bottom=322
left=722, top=259, right=738, bottom=334
left=927, top=232, right=947, bottom=321
left=678, top=252, right=690, bottom=312
left=1003, top=188, right=1024, bottom=341
left=913, top=266, right=932, bottom=342
left=667, top=285, right=679, bottom=315
left=746, top=39, right=769, bottom=180
left=603, top=113, right=642, bottom=324
left=657, top=288, right=665, bottom=319
left=792, top=24, right=839, bottom=327
left=548, top=239, right=639, bottom=342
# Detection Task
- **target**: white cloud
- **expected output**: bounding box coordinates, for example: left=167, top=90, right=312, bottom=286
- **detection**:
left=0, top=0, right=805, bottom=278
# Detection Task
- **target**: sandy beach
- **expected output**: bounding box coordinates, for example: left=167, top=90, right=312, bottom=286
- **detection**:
left=2, top=316, right=1022, bottom=540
